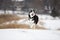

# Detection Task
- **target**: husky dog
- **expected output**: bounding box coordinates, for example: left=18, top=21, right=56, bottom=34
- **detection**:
left=28, top=10, right=39, bottom=28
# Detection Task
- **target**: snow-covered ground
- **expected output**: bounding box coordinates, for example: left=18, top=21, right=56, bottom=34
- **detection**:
left=0, top=29, right=60, bottom=40
left=43, top=20, right=60, bottom=30
left=38, top=15, right=60, bottom=20
left=38, top=15, right=60, bottom=30
left=0, top=10, right=60, bottom=30
left=0, top=10, right=28, bottom=15
left=0, top=11, right=60, bottom=40
left=15, top=14, right=60, bottom=30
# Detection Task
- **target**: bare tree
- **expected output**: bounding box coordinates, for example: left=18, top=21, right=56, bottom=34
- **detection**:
left=51, top=0, right=60, bottom=17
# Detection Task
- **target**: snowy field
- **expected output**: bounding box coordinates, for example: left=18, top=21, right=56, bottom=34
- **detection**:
left=0, top=11, right=60, bottom=30
left=0, top=11, right=60, bottom=40
left=43, top=20, right=60, bottom=30
left=15, top=14, right=60, bottom=30
left=0, top=29, right=60, bottom=40
left=0, top=14, right=60, bottom=30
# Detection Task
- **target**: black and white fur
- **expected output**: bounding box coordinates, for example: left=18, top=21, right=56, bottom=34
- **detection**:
left=32, top=14, right=39, bottom=25
left=28, top=10, right=39, bottom=28
left=28, top=10, right=35, bottom=20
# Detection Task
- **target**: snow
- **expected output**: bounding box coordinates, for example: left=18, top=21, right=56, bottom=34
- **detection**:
left=0, top=10, right=4, bottom=14
left=37, top=15, right=60, bottom=30
left=0, top=10, right=27, bottom=15
left=16, top=19, right=60, bottom=30
left=0, top=13, right=60, bottom=40
left=43, top=20, right=60, bottom=30
left=0, top=29, right=60, bottom=40
left=38, top=15, right=60, bottom=20
left=16, top=14, right=60, bottom=30
left=0, top=14, right=60, bottom=30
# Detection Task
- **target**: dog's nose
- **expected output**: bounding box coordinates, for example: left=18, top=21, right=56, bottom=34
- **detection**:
left=32, top=14, right=33, bottom=16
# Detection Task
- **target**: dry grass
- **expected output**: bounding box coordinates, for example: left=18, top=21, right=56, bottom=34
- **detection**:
left=0, top=14, right=22, bottom=24
left=0, top=14, right=30, bottom=29
left=0, top=24, right=30, bottom=29
left=0, top=23, right=46, bottom=29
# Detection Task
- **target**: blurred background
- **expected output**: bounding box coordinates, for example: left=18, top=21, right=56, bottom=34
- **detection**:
left=0, top=0, right=60, bottom=16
